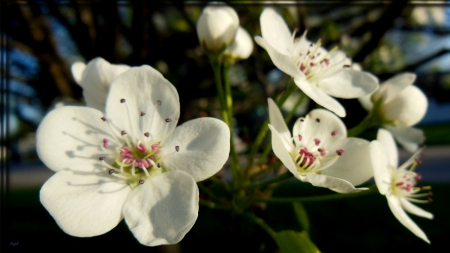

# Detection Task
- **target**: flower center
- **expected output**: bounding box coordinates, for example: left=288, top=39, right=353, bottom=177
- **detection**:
left=390, top=158, right=432, bottom=203
left=98, top=98, right=179, bottom=189
left=291, top=117, right=344, bottom=175
left=290, top=30, right=350, bottom=83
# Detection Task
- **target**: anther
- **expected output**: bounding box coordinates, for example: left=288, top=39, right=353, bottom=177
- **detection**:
left=144, top=132, right=150, bottom=137
left=103, top=138, right=109, bottom=148
left=316, top=118, right=320, bottom=123
left=108, top=169, right=115, bottom=175
left=343, top=65, right=351, bottom=68
left=121, top=130, right=127, bottom=135
left=314, top=138, right=321, bottom=146
left=120, top=98, right=126, bottom=103
left=336, top=149, right=344, bottom=156
left=300, top=118, right=304, bottom=122
left=157, top=100, right=162, bottom=106
left=140, top=111, right=146, bottom=116
left=331, top=130, right=338, bottom=136
left=428, top=198, right=433, bottom=203
left=415, top=158, right=422, bottom=165
left=429, top=191, right=433, bottom=196
left=99, top=156, right=106, bottom=161
left=298, top=135, right=302, bottom=141
left=165, top=118, right=172, bottom=123
left=101, top=117, right=106, bottom=122
left=157, top=163, right=161, bottom=168
left=318, top=148, right=326, bottom=156
left=175, top=146, right=180, bottom=152
left=139, top=179, right=145, bottom=184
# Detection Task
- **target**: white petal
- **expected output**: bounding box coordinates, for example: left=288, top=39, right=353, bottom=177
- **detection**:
left=387, top=195, right=430, bottom=244
left=255, top=36, right=303, bottom=79
left=80, top=57, right=131, bottom=112
left=123, top=171, right=198, bottom=246
left=161, top=117, right=230, bottom=182
left=377, top=128, right=398, bottom=168
left=268, top=98, right=292, bottom=150
left=294, top=78, right=346, bottom=117
left=318, top=69, right=379, bottom=99
left=369, top=141, right=391, bottom=195
left=383, top=85, right=427, bottom=127
left=36, top=106, right=115, bottom=172
left=260, top=7, right=293, bottom=55
left=358, top=93, right=373, bottom=111
left=294, top=108, right=346, bottom=148
left=323, top=138, right=373, bottom=186
left=400, top=198, right=433, bottom=220
left=224, top=26, right=254, bottom=60
left=71, top=61, right=86, bottom=85
left=268, top=124, right=299, bottom=178
left=303, top=174, right=368, bottom=193
left=40, top=166, right=131, bottom=237
left=376, top=72, right=416, bottom=103
left=385, top=126, right=425, bottom=153
left=106, top=66, right=180, bottom=142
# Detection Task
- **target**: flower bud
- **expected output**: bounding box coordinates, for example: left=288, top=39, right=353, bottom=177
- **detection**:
left=223, top=26, right=253, bottom=62
left=196, top=2, right=239, bottom=53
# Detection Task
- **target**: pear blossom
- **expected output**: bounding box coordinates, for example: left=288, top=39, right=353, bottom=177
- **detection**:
left=370, top=129, right=433, bottom=243
left=267, top=98, right=373, bottom=193
left=37, top=66, right=230, bottom=246
left=359, top=73, right=427, bottom=152
left=196, top=2, right=239, bottom=53
left=223, top=26, right=254, bottom=62
left=71, top=57, right=131, bottom=112
left=255, top=8, right=378, bottom=117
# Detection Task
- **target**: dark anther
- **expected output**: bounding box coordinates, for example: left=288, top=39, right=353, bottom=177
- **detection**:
left=310, top=43, right=313, bottom=47
left=99, top=157, right=106, bottom=161
left=140, top=111, right=146, bottom=116
left=120, top=98, right=126, bottom=103
left=108, top=169, right=115, bottom=175
left=121, top=130, right=127, bottom=135
left=175, top=146, right=180, bottom=152
left=165, top=118, right=172, bottom=123
left=316, top=118, right=320, bottom=123
left=139, top=179, right=145, bottom=184
left=415, top=158, right=422, bottom=165
left=157, top=163, right=161, bottom=168
left=343, top=65, right=351, bottom=68
left=144, top=132, right=150, bottom=137
left=428, top=198, right=433, bottom=203
left=157, top=100, right=162, bottom=106
left=300, top=118, right=304, bottom=122
left=101, top=117, right=106, bottom=122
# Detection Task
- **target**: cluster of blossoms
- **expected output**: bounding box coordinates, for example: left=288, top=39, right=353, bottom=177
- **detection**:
left=36, top=2, right=433, bottom=249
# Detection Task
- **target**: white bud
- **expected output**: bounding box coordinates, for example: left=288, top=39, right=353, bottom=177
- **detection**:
left=196, top=2, right=239, bottom=52
left=223, top=26, right=253, bottom=61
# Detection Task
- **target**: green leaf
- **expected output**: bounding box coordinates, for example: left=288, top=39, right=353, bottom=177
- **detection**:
left=293, top=202, right=310, bottom=234
left=274, top=230, right=321, bottom=253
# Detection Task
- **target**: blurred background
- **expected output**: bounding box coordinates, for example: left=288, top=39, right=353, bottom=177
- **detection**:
left=1, top=0, right=450, bottom=252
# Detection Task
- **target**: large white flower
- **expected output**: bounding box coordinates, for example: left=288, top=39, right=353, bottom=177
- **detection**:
left=71, top=57, right=131, bottom=112
left=37, top=66, right=230, bottom=246
left=255, top=8, right=379, bottom=117
left=370, top=129, right=433, bottom=243
left=267, top=98, right=373, bottom=193
left=359, top=73, right=428, bottom=152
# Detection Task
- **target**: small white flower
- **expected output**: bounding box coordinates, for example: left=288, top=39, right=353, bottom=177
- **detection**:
left=359, top=73, right=428, bottom=152
left=370, top=129, right=433, bottom=243
left=37, top=66, right=230, bottom=246
left=255, top=8, right=379, bottom=117
left=71, top=57, right=131, bottom=112
left=223, top=26, right=254, bottom=61
left=267, top=98, right=373, bottom=193
left=196, top=2, right=239, bottom=52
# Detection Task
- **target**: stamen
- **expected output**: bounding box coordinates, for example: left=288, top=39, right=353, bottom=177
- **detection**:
left=157, top=163, right=161, bottom=168
left=144, top=132, right=150, bottom=137
left=120, top=99, right=126, bottom=103
left=121, top=130, right=127, bottom=135
left=99, top=156, right=106, bottom=160
left=314, top=138, right=321, bottom=146
left=157, top=100, right=162, bottom=106
left=175, top=146, right=180, bottom=152
left=318, top=148, right=326, bottom=156
left=316, top=118, right=320, bottom=123
left=331, top=130, right=338, bottom=136
left=140, top=111, right=146, bottom=116
left=298, top=135, right=302, bottom=141
left=139, top=179, right=145, bottom=184
left=103, top=138, right=109, bottom=148
left=109, top=169, right=115, bottom=175
left=336, top=149, right=344, bottom=156
left=165, top=118, right=172, bottom=123
left=101, top=117, right=106, bottom=122
left=343, top=65, right=351, bottom=68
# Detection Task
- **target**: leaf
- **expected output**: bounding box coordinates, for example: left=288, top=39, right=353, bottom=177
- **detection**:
left=293, top=202, right=310, bottom=234
left=274, top=230, right=321, bottom=253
